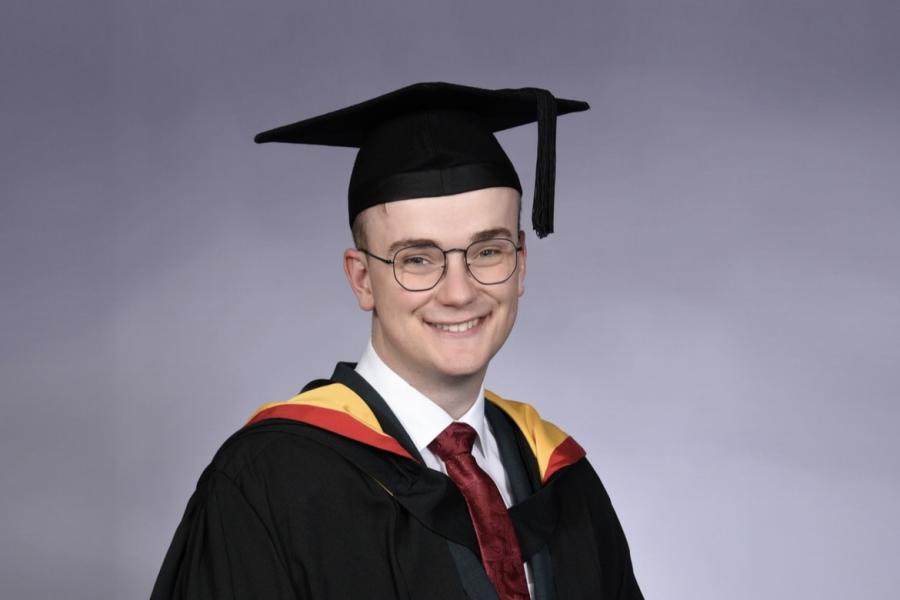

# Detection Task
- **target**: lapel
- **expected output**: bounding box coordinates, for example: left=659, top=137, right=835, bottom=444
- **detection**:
left=330, top=363, right=499, bottom=599
left=487, top=402, right=557, bottom=600
left=328, top=362, right=421, bottom=460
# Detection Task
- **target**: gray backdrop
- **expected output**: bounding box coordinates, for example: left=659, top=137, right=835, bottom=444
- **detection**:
left=2, top=1, right=898, bottom=598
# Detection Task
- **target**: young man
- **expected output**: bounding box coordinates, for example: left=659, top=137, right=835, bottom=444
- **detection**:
left=152, top=83, right=643, bottom=599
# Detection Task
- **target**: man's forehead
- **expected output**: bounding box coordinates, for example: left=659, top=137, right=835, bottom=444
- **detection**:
left=359, top=187, right=520, bottom=244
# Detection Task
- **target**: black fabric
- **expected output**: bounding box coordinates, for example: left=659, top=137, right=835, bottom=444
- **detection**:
left=253, top=82, right=589, bottom=236
left=151, top=366, right=643, bottom=599
left=486, top=402, right=555, bottom=600
left=447, top=541, right=501, bottom=600
left=332, top=362, right=497, bottom=595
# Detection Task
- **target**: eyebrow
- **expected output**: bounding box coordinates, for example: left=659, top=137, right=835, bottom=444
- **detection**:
left=387, top=227, right=515, bottom=255
left=386, top=238, right=436, bottom=255
left=471, top=227, right=514, bottom=242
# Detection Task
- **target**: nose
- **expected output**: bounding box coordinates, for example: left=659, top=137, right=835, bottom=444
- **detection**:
left=434, top=250, right=478, bottom=306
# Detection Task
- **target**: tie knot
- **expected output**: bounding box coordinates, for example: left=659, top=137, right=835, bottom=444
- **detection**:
left=428, top=422, right=477, bottom=460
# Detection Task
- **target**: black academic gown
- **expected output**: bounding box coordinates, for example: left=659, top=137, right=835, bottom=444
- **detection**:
left=151, top=363, right=643, bottom=599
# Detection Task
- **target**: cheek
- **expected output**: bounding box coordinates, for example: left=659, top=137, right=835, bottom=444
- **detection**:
left=371, top=282, right=431, bottom=321
left=369, top=269, right=398, bottom=304
left=516, top=263, right=526, bottom=297
left=506, top=296, right=520, bottom=324
left=493, top=285, right=521, bottom=319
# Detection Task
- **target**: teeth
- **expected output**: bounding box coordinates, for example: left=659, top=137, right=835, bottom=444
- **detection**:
left=431, top=317, right=481, bottom=333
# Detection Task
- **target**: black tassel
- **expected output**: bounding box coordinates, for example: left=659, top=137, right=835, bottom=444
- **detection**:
left=526, top=88, right=557, bottom=238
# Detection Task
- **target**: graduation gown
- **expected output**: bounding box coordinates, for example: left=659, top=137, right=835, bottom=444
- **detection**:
left=151, top=363, right=643, bottom=599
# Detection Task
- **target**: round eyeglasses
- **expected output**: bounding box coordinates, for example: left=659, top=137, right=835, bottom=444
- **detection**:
left=360, top=238, right=523, bottom=292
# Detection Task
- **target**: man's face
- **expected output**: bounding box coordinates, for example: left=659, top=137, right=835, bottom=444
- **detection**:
left=346, top=186, right=526, bottom=390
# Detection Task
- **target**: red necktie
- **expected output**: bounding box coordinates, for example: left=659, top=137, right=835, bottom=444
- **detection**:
left=428, top=422, right=530, bottom=600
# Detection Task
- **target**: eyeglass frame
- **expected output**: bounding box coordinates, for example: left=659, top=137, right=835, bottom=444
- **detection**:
left=358, top=237, right=524, bottom=292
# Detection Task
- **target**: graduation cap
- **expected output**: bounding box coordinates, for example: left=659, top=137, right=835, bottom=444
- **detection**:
left=254, top=82, right=589, bottom=238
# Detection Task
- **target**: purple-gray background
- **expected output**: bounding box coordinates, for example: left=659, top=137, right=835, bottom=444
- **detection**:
left=2, top=1, right=899, bottom=598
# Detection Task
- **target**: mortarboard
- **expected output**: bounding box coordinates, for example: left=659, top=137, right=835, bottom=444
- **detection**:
left=254, top=82, right=589, bottom=238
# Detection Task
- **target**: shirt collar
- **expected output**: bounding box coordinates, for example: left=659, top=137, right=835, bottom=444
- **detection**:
left=355, top=339, right=487, bottom=455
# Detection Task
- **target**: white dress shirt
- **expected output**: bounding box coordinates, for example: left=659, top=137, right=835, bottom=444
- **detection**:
left=354, top=340, right=515, bottom=506
left=355, top=340, right=534, bottom=596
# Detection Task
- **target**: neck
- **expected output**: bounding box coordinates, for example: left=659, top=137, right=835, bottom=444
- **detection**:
left=412, top=371, right=485, bottom=420
left=370, top=341, right=485, bottom=420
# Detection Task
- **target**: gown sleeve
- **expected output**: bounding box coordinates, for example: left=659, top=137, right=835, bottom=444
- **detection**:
left=548, top=459, right=645, bottom=600
left=150, top=469, right=298, bottom=600
left=589, top=465, right=644, bottom=600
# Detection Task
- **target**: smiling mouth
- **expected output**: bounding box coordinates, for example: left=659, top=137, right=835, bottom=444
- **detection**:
left=427, top=316, right=484, bottom=333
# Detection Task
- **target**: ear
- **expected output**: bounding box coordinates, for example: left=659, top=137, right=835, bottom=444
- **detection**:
left=343, top=248, right=375, bottom=311
left=516, top=230, right=527, bottom=297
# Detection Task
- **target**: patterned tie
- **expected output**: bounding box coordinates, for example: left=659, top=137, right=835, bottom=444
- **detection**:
left=428, top=422, right=530, bottom=600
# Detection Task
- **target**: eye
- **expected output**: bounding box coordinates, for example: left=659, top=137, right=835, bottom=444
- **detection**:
left=469, top=242, right=507, bottom=261
left=403, top=254, right=433, bottom=266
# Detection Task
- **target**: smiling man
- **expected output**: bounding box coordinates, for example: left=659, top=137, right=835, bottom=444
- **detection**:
left=151, top=83, right=643, bottom=600
left=348, top=187, right=524, bottom=419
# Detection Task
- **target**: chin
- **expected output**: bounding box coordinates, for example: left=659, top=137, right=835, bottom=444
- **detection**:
left=427, top=349, right=492, bottom=379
